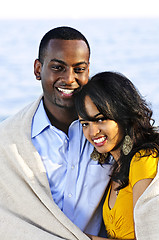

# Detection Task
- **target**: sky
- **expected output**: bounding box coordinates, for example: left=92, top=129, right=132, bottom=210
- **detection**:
left=1, top=0, right=159, bottom=19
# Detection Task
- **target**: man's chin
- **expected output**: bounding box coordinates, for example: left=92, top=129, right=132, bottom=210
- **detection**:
left=55, top=101, right=75, bottom=109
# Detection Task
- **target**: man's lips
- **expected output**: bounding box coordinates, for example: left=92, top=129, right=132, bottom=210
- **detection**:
left=92, top=136, right=107, bottom=147
left=57, top=87, right=77, bottom=97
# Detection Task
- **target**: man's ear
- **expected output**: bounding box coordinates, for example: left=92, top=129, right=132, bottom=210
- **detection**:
left=88, top=62, right=90, bottom=76
left=34, top=59, right=42, bottom=80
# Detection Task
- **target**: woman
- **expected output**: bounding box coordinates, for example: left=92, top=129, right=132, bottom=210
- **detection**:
left=75, top=71, right=159, bottom=240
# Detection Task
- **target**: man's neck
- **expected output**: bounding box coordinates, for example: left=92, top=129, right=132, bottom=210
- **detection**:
left=43, top=101, right=78, bottom=135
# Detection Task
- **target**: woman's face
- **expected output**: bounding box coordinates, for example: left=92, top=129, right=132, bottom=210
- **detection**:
left=79, top=96, right=124, bottom=160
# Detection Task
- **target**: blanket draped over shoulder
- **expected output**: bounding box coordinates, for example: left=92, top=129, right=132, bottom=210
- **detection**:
left=134, top=162, right=159, bottom=240
left=0, top=96, right=89, bottom=240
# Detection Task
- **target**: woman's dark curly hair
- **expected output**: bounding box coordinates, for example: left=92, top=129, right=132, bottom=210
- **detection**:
left=75, top=71, right=159, bottom=190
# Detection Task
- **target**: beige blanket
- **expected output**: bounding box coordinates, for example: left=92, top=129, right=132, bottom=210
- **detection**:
left=0, top=96, right=89, bottom=240
left=134, top=162, right=159, bottom=240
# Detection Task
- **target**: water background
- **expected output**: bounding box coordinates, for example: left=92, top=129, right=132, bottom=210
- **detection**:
left=0, top=18, right=159, bottom=125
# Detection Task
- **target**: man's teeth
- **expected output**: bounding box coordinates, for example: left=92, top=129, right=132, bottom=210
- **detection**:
left=93, top=137, right=106, bottom=143
left=58, top=87, right=74, bottom=94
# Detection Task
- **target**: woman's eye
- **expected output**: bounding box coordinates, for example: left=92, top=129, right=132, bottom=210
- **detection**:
left=81, top=122, right=88, bottom=127
left=97, top=117, right=106, bottom=123
left=97, top=119, right=103, bottom=122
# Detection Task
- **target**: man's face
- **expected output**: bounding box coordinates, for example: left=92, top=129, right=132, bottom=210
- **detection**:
left=34, top=39, right=90, bottom=111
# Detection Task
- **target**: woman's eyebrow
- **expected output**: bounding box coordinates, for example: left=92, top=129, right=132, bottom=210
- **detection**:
left=79, top=119, right=85, bottom=123
left=79, top=113, right=103, bottom=122
left=94, top=113, right=103, bottom=118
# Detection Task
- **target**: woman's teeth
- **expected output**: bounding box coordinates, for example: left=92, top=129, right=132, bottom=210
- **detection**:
left=93, top=137, right=106, bottom=143
left=58, top=87, right=74, bottom=94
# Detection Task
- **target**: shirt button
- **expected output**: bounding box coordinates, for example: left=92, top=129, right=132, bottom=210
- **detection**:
left=71, top=165, right=75, bottom=169
left=68, top=193, right=72, bottom=198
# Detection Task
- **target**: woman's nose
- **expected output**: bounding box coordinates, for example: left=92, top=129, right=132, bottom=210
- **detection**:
left=89, top=123, right=100, bottom=137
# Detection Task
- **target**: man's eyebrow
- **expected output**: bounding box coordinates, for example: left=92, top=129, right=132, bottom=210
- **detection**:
left=73, top=61, right=89, bottom=67
left=50, top=58, right=67, bottom=66
left=50, top=58, right=88, bottom=67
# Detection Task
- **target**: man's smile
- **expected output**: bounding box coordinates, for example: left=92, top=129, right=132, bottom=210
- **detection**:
left=57, top=87, right=79, bottom=97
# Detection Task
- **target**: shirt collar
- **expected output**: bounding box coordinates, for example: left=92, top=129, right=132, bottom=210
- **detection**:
left=31, top=99, right=51, bottom=138
left=31, top=99, right=80, bottom=138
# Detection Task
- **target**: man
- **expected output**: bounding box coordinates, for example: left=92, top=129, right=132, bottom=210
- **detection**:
left=0, top=27, right=111, bottom=239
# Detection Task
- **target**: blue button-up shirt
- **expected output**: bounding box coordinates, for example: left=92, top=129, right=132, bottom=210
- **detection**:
left=31, top=100, right=111, bottom=235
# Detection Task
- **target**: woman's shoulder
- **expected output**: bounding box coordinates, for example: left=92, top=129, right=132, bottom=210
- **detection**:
left=131, top=149, right=159, bottom=163
left=129, top=149, right=159, bottom=187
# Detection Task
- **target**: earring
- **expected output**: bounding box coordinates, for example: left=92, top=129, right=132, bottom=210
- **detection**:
left=122, top=135, right=133, bottom=155
left=90, top=148, right=100, bottom=161
left=36, top=75, right=41, bottom=80
left=90, top=148, right=108, bottom=164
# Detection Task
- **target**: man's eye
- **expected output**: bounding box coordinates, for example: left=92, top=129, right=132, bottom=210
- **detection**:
left=51, top=65, right=64, bottom=71
left=74, top=67, right=86, bottom=73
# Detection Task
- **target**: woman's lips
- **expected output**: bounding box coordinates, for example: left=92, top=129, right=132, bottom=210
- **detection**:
left=92, top=136, right=107, bottom=147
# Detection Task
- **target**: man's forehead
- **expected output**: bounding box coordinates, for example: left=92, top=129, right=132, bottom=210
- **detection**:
left=45, top=39, right=90, bottom=61
left=48, top=39, right=89, bottom=52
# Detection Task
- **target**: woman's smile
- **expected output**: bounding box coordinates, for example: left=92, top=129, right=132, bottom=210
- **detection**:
left=92, top=136, right=107, bottom=147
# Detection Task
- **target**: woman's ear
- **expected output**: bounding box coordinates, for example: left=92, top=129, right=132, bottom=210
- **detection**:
left=34, top=59, right=42, bottom=80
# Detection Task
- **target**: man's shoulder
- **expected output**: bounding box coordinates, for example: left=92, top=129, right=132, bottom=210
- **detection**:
left=0, top=96, right=42, bottom=134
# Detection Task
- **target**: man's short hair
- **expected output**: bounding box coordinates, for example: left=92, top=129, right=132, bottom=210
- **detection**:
left=38, top=26, right=90, bottom=64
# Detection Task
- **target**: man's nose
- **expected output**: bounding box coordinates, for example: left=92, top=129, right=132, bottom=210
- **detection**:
left=64, top=68, right=75, bottom=84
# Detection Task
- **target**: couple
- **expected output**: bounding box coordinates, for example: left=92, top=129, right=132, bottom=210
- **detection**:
left=0, top=26, right=159, bottom=240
